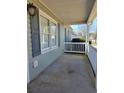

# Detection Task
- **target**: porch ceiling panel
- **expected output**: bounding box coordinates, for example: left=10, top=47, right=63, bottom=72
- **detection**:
left=40, top=0, right=95, bottom=25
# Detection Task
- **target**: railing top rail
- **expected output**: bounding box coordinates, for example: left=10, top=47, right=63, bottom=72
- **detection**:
left=89, top=45, right=97, bottom=51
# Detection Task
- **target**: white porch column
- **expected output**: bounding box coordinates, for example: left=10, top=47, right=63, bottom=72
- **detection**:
left=85, top=24, right=90, bottom=55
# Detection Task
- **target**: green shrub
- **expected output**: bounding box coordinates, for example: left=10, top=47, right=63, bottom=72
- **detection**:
left=71, top=38, right=86, bottom=42
left=71, top=38, right=92, bottom=44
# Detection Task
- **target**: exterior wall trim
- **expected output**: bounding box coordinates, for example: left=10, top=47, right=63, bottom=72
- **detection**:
left=39, top=9, right=57, bottom=24
left=87, top=1, right=97, bottom=23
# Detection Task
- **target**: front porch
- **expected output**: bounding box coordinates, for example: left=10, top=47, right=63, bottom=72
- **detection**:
left=28, top=53, right=96, bottom=93
left=27, top=0, right=97, bottom=92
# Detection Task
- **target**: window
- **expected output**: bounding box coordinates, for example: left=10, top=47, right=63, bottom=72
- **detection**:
left=39, top=10, right=58, bottom=53
left=40, top=16, right=50, bottom=49
left=50, top=21, right=57, bottom=47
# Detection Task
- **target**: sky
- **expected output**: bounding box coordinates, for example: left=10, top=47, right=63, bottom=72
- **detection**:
left=71, top=24, right=86, bottom=32
left=89, top=17, right=97, bottom=33
left=71, top=17, right=97, bottom=33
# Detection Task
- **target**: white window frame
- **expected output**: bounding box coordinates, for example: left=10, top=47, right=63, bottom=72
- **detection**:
left=39, top=9, right=58, bottom=54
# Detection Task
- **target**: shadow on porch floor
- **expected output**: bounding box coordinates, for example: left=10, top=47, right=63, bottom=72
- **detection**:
left=28, top=53, right=96, bottom=93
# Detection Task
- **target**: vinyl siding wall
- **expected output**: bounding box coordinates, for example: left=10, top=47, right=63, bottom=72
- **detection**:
left=27, top=11, right=65, bottom=83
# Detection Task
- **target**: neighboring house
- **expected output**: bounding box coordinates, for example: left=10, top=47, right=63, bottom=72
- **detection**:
left=71, top=24, right=87, bottom=40
left=71, top=31, right=86, bottom=40
left=89, top=33, right=97, bottom=42
left=65, top=27, right=73, bottom=42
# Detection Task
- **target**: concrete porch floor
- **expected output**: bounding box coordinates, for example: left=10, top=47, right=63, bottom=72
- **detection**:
left=28, top=53, right=96, bottom=93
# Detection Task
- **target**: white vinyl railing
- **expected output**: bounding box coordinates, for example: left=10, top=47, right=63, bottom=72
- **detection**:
left=87, top=45, right=97, bottom=75
left=64, top=42, right=88, bottom=53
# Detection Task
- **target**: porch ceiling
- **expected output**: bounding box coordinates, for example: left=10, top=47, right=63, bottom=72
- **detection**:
left=40, top=0, right=95, bottom=25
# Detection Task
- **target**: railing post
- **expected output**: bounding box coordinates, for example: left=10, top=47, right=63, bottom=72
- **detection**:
left=85, top=25, right=88, bottom=55
left=71, top=43, right=72, bottom=51
left=85, top=43, right=87, bottom=55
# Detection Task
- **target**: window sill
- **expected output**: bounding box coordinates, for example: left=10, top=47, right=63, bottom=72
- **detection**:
left=41, top=46, right=58, bottom=54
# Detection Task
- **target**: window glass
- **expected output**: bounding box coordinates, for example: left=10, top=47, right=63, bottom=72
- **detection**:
left=41, top=16, right=49, bottom=33
left=50, top=22, right=56, bottom=46
left=40, top=16, right=49, bottom=49
left=42, top=34, right=49, bottom=49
